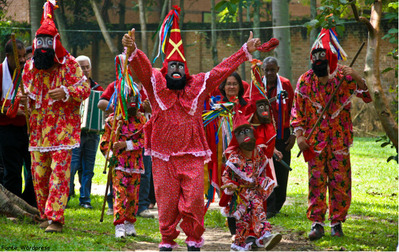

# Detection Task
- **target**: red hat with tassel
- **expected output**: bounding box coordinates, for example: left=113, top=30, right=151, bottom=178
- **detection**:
left=154, top=6, right=190, bottom=79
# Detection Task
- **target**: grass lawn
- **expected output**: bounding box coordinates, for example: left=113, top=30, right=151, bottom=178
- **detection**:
left=0, top=137, right=397, bottom=251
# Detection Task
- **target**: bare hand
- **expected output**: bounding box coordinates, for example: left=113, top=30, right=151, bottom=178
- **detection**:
left=122, top=28, right=136, bottom=56
left=285, top=135, right=296, bottom=151
left=17, top=94, right=28, bottom=104
left=142, top=99, right=152, bottom=113
left=274, top=149, right=283, bottom=161
left=246, top=31, right=261, bottom=53
left=221, top=184, right=238, bottom=191
left=113, top=141, right=127, bottom=152
left=297, top=136, right=310, bottom=152
left=48, top=88, right=66, bottom=100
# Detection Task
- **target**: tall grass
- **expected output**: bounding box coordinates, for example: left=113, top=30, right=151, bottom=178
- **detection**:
left=0, top=137, right=397, bottom=251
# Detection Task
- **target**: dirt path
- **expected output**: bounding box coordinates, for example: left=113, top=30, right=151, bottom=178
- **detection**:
left=92, top=184, right=315, bottom=251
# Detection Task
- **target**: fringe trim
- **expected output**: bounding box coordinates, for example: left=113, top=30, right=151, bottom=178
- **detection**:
left=189, top=71, right=210, bottom=115
left=242, top=43, right=252, bottom=62
left=185, top=237, right=204, bottom=248
left=146, top=148, right=212, bottom=162
left=29, top=143, right=79, bottom=152
left=225, top=160, right=254, bottom=183
left=151, top=73, right=167, bottom=111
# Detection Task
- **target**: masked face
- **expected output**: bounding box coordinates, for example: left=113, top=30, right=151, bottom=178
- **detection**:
left=166, top=61, right=186, bottom=90
left=33, top=36, right=55, bottom=70
left=127, top=93, right=138, bottom=117
left=234, top=125, right=256, bottom=151
left=255, top=100, right=271, bottom=124
left=311, top=49, right=328, bottom=77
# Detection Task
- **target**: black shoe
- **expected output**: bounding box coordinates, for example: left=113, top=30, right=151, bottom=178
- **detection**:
left=309, top=223, right=324, bottom=241
left=79, top=203, right=93, bottom=209
left=159, top=247, right=172, bottom=251
left=331, top=222, right=344, bottom=237
left=187, top=246, right=200, bottom=251
left=245, top=236, right=257, bottom=249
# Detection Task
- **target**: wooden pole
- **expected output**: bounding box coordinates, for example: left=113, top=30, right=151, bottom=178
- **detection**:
left=11, top=33, right=30, bottom=133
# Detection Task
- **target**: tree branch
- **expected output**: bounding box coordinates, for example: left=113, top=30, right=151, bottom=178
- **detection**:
left=350, top=1, right=375, bottom=37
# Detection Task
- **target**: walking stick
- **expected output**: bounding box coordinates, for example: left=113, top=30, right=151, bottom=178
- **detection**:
left=11, top=33, right=30, bottom=133
left=100, top=120, right=122, bottom=222
left=100, top=30, right=132, bottom=222
left=297, top=42, right=365, bottom=158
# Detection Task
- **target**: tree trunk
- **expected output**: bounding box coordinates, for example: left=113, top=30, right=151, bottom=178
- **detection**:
left=54, top=5, right=70, bottom=52
left=30, top=0, right=42, bottom=40
left=238, top=2, right=246, bottom=80
left=272, top=0, right=292, bottom=83
left=211, top=0, right=218, bottom=66
left=90, top=0, right=119, bottom=55
left=358, top=1, right=398, bottom=148
left=252, top=0, right=261, bottom=59
left=0, top=184, right=41, bottom=222
left=309, top=0, right=317, bottom=68
left=138, top=0, right=148, bottom=55
left=91, top=39, right=100, bottom=83
left=117, top=0, right=126, bottom=53
left=150, top=0, right=169, bottom=64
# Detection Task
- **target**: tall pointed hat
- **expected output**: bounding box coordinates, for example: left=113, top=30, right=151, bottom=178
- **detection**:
left=310, top=27, right=347, bottom=75
left=34, top=0, right=68, bottom=64
left=154, top=5, right=190, bottom=78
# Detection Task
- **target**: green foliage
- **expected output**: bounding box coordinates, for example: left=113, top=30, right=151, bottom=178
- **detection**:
left=376, top=135, right=398, bottom=163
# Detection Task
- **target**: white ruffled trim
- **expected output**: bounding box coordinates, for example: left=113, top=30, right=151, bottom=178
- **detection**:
left=60, top=85, right=70, bottom=102
left=256, top=231, right=271, bottom=247
left=242, top=43, right=252, bottom=61
left=231, top=242, right=252, bottom=251
left=124, top=44, right=137, bottom=62
left=27, top=92, right=36, bottom=101
left=146, top=148, right=212, bottom=162
left=125, top=140, right=133, bottom=151
left=29, top=143, right=80, bottom=152
left=225, top=160, right=254, bottom=183
left=312, top=222, right=325, bottom=227
left=189, top=72, right=210, bottom=115
left=114, top=166, right=145, bottom=174
left=185, top=237, right=204, bottom=248
left=158, top=243, right=179, bottom=249
left=263, top=178, right=277, bottom=193
left=293, top=126, right=306, bottom=135
left=331, top=92, right=355, bottom=119
left=332, top=148, right=350, bottom=156
left=257, top=157, right=268, bottom=176
left=223, top=185, right=235, bottom=195
left=151, top=74, right=167, bottom=110
left=295, top=89, right=323, bottom=114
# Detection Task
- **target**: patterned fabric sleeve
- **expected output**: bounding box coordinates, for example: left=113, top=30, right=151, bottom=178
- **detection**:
left=129, top=49, right=154, bottom=97
left=222, top=153, right=241, bottom=195
left=290, top=74, right=307, bottom=132
left=99, top=117, right=113, bottom=156
left=64, top=59, right=91, bottom=103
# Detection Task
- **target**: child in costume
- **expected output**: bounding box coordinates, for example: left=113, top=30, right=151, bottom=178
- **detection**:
left=100, top=55, right=146, bottom=238
left=221, top=110, right=281, bottom=251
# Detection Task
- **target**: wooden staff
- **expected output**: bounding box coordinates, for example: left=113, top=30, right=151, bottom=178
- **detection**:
left=11, top=33, right=30, bottom=133
left=100, top=30, right=132, bottom=222
left=100, top=120, right=122, bottom=222
left=297, top=41, right=365, bottom=158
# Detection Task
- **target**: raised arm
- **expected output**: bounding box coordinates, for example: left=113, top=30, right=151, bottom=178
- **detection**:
left=122, top=28, right=154, bottom=94
left=204, top=32, right=261, bottom=94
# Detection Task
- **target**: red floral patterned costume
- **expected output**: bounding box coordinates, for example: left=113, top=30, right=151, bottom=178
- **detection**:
left=100, top=113, right=146, bottom=225
left=22, top=55, right=90, bottom=224
left=291, top=66, right=372, bottom=224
